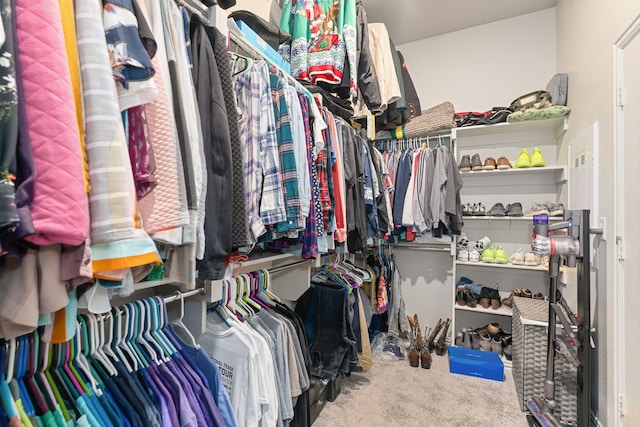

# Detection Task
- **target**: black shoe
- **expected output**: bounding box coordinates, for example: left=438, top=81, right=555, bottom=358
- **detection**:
left=456, top=287, right=466, bottom=306
left=463, top=290, right=477, bottom=308
left=479, top=287, right=492, bottom=309
left=490, top=288, right=501, bottom=310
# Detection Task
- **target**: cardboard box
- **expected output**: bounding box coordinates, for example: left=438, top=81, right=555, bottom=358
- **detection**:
left=448, top=346, right=504, bottom=382
left=235, top=21, right=291, bottom=74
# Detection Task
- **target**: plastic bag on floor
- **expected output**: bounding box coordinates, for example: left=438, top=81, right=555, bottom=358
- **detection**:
left=371, top=332, right=405, bottom=361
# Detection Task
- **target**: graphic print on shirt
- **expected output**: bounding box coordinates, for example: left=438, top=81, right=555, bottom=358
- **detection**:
left=213, top=357, right=234, bottom=395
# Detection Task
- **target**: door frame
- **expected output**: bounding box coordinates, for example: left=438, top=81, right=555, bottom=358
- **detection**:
left=613, top=13, right=640, bottom=426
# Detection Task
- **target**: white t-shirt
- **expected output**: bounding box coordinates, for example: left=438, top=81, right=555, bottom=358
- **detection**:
left=198, top=316, right=260, bottom=427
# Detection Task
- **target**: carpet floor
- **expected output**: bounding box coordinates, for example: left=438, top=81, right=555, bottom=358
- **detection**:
left=313, top=355, right=529, bottom=427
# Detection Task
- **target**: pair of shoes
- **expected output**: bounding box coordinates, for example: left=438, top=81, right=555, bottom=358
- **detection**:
left=544, top=201, right=565, bottom=217
left=515, top=147, right=546, bottom=168
left=458, top=154, right=473, bottom=172
left=457, top=247, right=469, bottom=261
left=509, top=248, right=524, bottom=265
left=486, top=202, right=523, bottom=217
left=481, top=246, right=508, bottom=264
left=478, top=287, right=501, bottom=309
left=501, top=288, right=537, bottom=308
left=487, top=203, right=506, bottom=217
left=524, top=251, right=540, bottom=266
left=481, top=156, right=513, bottom=171
left=524, top=202, right=550, bottom=216
left=456, top=287, right=478, bottom=308
left=458, top=154, right=483, bottom=172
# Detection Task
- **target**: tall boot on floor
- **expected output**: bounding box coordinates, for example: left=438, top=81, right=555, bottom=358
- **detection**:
left=407, top=316, right=419, bottom=367
left=427, top=319, right=444, bottom=354
left=420, top=326, right=433, bottom=369
left=436, top=318, right=451, bottom=356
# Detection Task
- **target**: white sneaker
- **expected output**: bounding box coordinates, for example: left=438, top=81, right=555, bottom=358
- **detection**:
left=458, top=233, right=469, bottom=249
left=524, top=251, right=540, bottom=266
left=469, top=247, right=480, bottom=262
left=457, top=247, right=469, bottom=261
left=474, top=236, right=492, bottom=251
left=509, top=248, right=524, bottom=265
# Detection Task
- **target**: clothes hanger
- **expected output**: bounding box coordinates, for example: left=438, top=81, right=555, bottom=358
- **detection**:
left=78, top=315, right=108, bottom=386
left=92, top=314, right=118, bottom=377
left=249, top=271, right=272, bottom=309
left=241, top=273, right=262, bottom=312
left=143, top=298, right=173, bottom=361
left=207, top=282, right=233, bottom=327
left=0, top=342, right=19, bottom=420
left=42, top=338, right=76, bottom=421
left=111, top=307, right=135, bottom=373
left=152, top=296, right=179, bottom=356
left=25, top=332, right=52, bottom=415
left=168, top=293, right=199, bottom=348
left=34, top=330, right=67, bottom=419
left=123, top=303, right=150, bottom=369
left=133, top=300, right=162, bottom=365
left=15, top=334, right=37, bottom=417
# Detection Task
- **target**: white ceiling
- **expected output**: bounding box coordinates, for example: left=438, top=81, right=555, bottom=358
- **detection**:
left=361, top=0, right=557, bottom=45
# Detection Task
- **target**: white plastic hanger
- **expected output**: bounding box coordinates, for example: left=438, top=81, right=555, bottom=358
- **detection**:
left=113, top=307, right=135, bottom=372
left=169, top=292, right=199, bottom=348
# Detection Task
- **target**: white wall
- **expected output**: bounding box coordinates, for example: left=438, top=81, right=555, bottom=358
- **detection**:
left=556, top=2, right=640, bottom=426
left=397, top=8, right=556, bottom=113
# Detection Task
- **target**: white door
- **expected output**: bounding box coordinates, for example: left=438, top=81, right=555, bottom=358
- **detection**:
left=615, top=15, right=640, bottom=427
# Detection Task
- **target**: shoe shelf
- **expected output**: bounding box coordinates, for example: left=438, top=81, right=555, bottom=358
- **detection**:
left=456, top=260, right=548, bottom=272
left=462, top=216, right=565, bottom=222
left=455, top=304, right=513, bottom=317
left=460, top=166, right=566, bottom=183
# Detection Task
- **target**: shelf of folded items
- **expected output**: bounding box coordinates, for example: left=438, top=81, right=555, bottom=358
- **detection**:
left=456, top=260, right=548, bottom=272
left=452, top=116, right=568, bottom=141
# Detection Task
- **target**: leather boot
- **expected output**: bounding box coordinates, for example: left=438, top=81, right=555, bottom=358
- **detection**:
left=427, top=319, right=443, bottom=353
left=406, top=316, right=419, bottom=367
left=436, top=318, right=451, bottom=356
left=420, top=327, right=432, bottom=369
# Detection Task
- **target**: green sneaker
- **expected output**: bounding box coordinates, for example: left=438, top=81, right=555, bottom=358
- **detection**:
left=494, top=246, right=508, bottom=264
left=481, top=246, right=496, bottom=263
left=514, top=148, right=531, bottom=168
left=530, top=147, right=546, bottom=167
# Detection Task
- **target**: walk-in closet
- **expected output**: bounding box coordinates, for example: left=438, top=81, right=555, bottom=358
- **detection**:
left=0, top=0, right=638, bottom=426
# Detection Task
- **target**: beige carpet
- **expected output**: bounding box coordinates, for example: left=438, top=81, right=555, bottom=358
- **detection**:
left=313, top=355, right=529, bottom=427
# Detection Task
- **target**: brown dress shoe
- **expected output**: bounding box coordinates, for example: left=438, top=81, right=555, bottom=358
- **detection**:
left=496, top=156, right=513, bottom=170
left=483, top=157, right=497, bottom=170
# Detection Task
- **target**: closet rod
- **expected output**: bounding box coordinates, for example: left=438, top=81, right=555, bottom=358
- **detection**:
left=162, top=287, right=207, bottom=303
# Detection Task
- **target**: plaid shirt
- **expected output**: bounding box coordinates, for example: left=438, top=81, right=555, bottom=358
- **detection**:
left=269, top=74, right=302, bottom=237
left=233, top=61, right=286, bottom=244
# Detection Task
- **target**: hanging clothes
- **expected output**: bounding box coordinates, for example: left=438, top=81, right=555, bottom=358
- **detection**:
left=190, top=18, right=233, bottom=280
left=279, top=0, right=358, bottom=98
